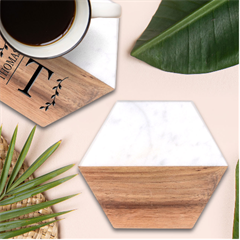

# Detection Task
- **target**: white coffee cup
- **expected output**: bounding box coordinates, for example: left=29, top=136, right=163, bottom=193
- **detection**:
left=0, top=0, right=121, bottom=59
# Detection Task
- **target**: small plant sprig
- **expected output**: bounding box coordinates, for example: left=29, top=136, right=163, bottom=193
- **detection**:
left=40, top=77, right=68, bottom=111
left=0, top=125, right=78, bottom=239
left=0, top=43, right=8, bottom=58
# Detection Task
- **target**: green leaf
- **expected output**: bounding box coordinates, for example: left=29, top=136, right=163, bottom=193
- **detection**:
left=7, top=164, right=75, bottom=195
left=0, top=210, right=71, bottom=232
left=0, top=220, right=57, bottom=239
left=0, top=125, right=2, bottom=137
left=8, top=140, right=61, bottom=191
left=0, top=194, right=77, bottom=222
left=6, top=126, right=36, bottom=191
left=0, top=126, right=18, bottom=197
left=0, top=175, right=77, bottom=206
left=131, top=0, right=239, bottom=74
left=233, top=160, right=239, bottom=239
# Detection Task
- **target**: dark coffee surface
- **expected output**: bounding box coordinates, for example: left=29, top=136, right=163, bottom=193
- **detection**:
left=1, top=0, right=75, bottom=46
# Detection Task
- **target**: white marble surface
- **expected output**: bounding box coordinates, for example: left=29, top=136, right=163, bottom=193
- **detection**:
left=80, top=101, right=227, bottom=166
left=64, top=0, right=119, bottom=89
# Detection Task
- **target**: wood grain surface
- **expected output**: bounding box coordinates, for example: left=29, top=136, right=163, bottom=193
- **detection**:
left=0, top=36, right=114, bottom=127
left=79, top=166, right=227, bottom=229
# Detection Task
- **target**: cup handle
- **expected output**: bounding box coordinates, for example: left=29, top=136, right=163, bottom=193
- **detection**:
left=91, top=1, right=121, bottom=18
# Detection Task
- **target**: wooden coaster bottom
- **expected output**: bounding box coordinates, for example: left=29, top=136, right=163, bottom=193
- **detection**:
left=79, top=166, right=227, bottom=229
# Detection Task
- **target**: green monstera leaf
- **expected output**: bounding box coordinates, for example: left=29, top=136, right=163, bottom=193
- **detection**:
left=131, top=0, right=239, bottom=74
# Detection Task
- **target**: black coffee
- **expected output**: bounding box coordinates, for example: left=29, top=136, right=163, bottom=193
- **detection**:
left=1, top=0, right=76, bottom=46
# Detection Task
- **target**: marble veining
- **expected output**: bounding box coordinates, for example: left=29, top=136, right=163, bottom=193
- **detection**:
left=64, top=1, right=119, bottom=89
left=80, top=101, right=227, bottom=166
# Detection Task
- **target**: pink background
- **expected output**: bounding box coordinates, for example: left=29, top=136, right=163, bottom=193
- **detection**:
left=0, top=0, right=238, bottom=238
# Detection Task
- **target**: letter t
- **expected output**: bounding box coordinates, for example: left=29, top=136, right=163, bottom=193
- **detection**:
left=18, top=59, right=54, bottom=97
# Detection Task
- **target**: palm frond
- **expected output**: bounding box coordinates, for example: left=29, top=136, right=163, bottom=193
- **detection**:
left=7, top=164, right=75, bottom=195
left=0, top=126, right=78, bottom=238
left=0, top=210, right=72, bottom=231
left=0, top=194, right=77, bottom=222
left=8, top=140, right=61, bottom=192
left=0, top=220, right=58, bottom=239
left=6, top=126, right=36, bottom=191
left=0, top=175, right=77, bottom=206
left=0, top=126, right=18, bottom=198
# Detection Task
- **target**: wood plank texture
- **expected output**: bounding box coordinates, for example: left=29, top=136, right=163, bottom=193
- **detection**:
left=79, top=166, right=227, bottom=229
left=0, top=36, right=114, bottom=127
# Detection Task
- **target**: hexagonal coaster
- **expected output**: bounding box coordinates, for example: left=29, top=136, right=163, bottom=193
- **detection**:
left=79, top=101, right=227, bottom=229
left=0, top=17, right=119, bottom=127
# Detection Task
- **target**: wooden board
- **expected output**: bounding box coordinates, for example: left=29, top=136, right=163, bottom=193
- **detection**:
left=0, top=36, right=114, bottom=127
left=79, top=166, right=227, bottom=229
